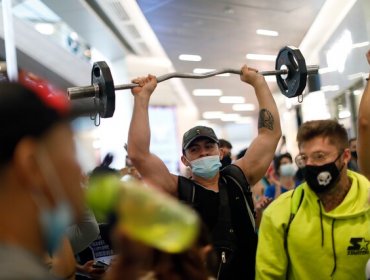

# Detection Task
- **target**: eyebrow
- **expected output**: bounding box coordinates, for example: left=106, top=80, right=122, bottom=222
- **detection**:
left=187, top=139, right=216, bottom=149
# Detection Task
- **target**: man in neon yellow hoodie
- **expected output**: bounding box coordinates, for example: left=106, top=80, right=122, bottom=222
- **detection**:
left=256, top=119, right=370, bottom=279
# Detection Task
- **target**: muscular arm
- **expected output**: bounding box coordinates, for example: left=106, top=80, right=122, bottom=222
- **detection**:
left=357, top=50, right=370, bottom=179
left=234, top=66, right=282, bottom=186
left=127, top=75, right=178, bottom=195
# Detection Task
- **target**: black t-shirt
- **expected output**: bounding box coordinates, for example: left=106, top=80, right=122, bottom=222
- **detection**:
left=178, top=165, right=257, bottom=280
left=190, top=183, right=219, bottom=232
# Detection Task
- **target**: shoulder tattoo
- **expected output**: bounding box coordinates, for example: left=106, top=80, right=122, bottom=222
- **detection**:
left=258, top=109, right=274, bottom=130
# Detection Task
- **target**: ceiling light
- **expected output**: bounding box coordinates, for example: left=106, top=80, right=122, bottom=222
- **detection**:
left=319, top=67, right=337, bottom=74
left=221, top=113, right=240, bottom=122
left=338, top=110, right=351, bottom=119
left=193, top=68, right=215, bottom=74
left=256, top=29, right=279, bottom=37
left=236, top=117, right=253, bottom=124
left=352, top=41, right=369, bottom=49
left=219, top=96, right=245, bottom=103
left=193, top=89, right=223, bottom=96
left=216, top=73, right=231, bottom=77
left=347, top=72, right=366, bottom=80
left=179, top=54, right=202, bottom=61
left=246, top=53, right=276, bottom=61
left=232, top=103, right=255, bottom=111
left=203, top=111, right=224, bottom=119
left=264, top=76, right=276, bottom=83
left=321, top=85, right=340, bottom=92
left=34, top=23, right=55, bottom=35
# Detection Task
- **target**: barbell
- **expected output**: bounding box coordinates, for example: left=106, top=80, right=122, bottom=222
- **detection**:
left=68, top=46, right=319, bottom=118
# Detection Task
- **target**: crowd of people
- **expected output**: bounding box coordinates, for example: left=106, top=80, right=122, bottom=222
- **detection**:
left=0, top=50, right=369, bottom=279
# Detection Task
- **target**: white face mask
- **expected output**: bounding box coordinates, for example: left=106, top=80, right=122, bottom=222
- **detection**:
left=187, top=155, right=222, bottom=179
left=32, top=148, right=74, bottom=254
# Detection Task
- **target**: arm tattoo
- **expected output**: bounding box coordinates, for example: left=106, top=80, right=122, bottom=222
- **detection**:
left=258, top=109, right=274, bottom=130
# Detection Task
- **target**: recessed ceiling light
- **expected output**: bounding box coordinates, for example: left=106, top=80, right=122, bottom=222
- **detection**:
left=193, top=68, right=215, bottom=74
left=221, top=113, right=240, bottom=122
left=179, top=54, right=202, bottom=61
left=338, top=110, right=351, bottom=119
left=347, top=72, right=366, bottom=80
left=352, top=41, right=369, bottom=49
left=236, top=117, right=253, bottom=124
left=219, top=96, right=245, bottom=103
left=203, top=111, right=224, bottom=119
left=232, top=103, right=256, bottom=111
left=321, top=85, right=340, bottom=92
left=256, top=29, right=279, bottom=37
left=193, top=89, right=223, bottom=96
left=246, top=53, right=276, bottom=61
left=319, top=67, right=337, bottom=74
left=34, top=23, right=55, bottom=35
left=264, top=76, right=276, bottom=83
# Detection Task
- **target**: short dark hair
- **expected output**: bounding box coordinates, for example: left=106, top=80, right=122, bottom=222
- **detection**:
left=218, top=139, right=232, bottom=149
left=349, top=137, right=357, bottom=145
left=297, top=119, right=349, bottom=150
left=274, top=153, right=293, bottom=176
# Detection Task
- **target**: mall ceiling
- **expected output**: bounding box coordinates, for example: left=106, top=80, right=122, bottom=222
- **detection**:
left=135, top=0, right=326, bottom=124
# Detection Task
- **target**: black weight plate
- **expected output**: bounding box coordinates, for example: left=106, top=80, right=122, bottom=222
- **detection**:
left=275, top=46, right=307, bottom=98
left=91, top=61, right=115, bottom=118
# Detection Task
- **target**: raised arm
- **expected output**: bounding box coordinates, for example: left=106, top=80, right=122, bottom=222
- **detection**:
left=127, top=75, right=178, bottom=195
left=357, top=50, right=370, bottom=179
left=234, top=65, right=282, bottom=186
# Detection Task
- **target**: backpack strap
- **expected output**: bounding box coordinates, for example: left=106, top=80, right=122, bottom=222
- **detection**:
left=221, top=165, right=256, bottom=228
left=283, top=185, right=304, bottom=250
left=178, top=176, right=195, bottom=204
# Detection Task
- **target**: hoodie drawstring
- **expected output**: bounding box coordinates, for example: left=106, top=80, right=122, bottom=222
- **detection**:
left=318, top=200, right=337, bottom=277
left=318, top=200, right=324, bottom=247
left=331, top=219, right=337, bottom=277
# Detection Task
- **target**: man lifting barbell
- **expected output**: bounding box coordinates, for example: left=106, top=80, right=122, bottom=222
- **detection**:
left=127, top=65, right=282, bottom=280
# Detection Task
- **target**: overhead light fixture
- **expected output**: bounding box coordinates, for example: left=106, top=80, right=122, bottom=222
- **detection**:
left=219, top=96, right=245, bottom=103
left=179, top=54, right=202, bottom=61
left=338, top=110, right=351, bottom=119
left=232, top=103, right=255, bottom=111
left=347, top=72, right=366, bottom=80
left=352, top=41, right=369, bottom=49
left=319, top=67, right=337, bottom=74
left=264, top=76, right=276, bottom=83
left=256, top=29, right=279, bottom=37
left=203, top=111, right=224, bottom=119
left=236, top=117, right=253, bottom=124
left=221, top=113, right=240, bottom=122
left=321, top=85, right=340, bottom=92
left=193, top=89, right=223, bottom=96
left=246, top=53, right=276, bottom=61
left=193, top=68, right=215, bottom=74
left=34, top=23, right=55, bottom=35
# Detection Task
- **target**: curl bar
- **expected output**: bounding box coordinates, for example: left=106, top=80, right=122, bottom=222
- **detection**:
left=68, top=46, right=319, bottom=118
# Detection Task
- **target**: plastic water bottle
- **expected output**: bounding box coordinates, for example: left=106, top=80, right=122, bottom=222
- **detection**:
left=86, top=175, right=200, bottom=253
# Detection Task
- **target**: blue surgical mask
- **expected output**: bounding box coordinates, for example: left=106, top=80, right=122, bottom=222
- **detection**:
left=39, top=201, right=73, bottom=255
left=34, top=149, right=75, bottom=254
left=280, top=163, right=296, bottom=177
left=189, top=155, right=221, bottom=179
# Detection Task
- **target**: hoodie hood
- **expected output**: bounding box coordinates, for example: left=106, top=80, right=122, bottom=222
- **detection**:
left=303, top=169, right=370, bottom=219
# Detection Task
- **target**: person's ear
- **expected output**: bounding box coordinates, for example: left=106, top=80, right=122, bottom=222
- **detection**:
left=342, top=148, right=351, bottom=165
left=12, top=138, right=44, bottom=190
left=181, top=155, right=190, bottom=167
